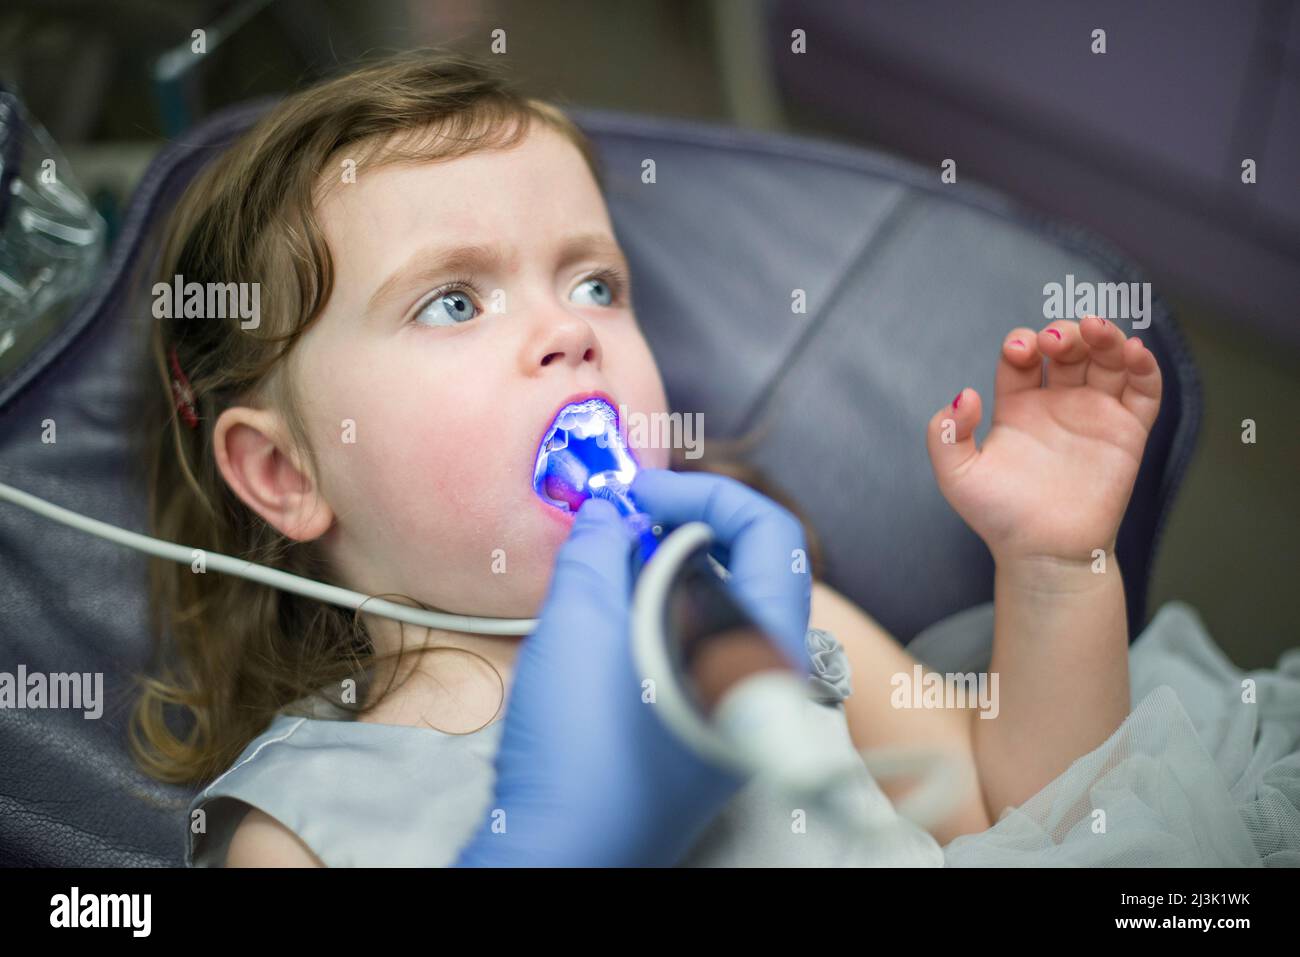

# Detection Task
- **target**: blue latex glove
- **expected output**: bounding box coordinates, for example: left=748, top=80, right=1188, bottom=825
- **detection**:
left=454, top=468, right=813, bottom=867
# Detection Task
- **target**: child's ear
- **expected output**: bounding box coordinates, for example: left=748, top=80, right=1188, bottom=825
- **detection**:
left=212, top=406, right=334, bottom=542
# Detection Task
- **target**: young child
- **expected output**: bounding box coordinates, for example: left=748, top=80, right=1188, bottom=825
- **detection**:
left=131, top=50, right=1165, bottom=867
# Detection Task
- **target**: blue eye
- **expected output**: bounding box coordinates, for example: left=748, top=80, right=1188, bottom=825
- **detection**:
left=571, top=275, right=616, bottom=307
left=414, top=286, right=479, bottom=327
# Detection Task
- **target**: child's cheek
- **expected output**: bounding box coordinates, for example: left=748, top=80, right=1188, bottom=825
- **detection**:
left=393, top=414, right=508, bottom=523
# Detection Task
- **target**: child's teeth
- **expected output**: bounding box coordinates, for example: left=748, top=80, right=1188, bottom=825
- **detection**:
left=546, top=432, right=569, bottom=452
left=555, top=404, right=612, bottom=439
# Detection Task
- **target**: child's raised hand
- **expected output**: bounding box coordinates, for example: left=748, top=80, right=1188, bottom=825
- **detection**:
left=925, top=315, right=1163, bottom=566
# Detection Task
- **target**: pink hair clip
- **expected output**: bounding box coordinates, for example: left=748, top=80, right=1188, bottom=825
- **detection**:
left=167, top=344, right=200, bottom=429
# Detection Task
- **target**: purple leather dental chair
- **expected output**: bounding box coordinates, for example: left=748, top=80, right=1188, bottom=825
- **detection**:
left=0, top=100, right=1200, bottom=866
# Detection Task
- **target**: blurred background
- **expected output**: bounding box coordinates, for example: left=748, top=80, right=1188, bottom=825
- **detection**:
left=1, top=0, right=1296, bottom=666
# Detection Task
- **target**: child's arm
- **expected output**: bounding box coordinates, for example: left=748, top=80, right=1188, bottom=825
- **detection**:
left=979, top=553, right=1130, bottom=817
left=925, top=316, right=1163, bottom=818
left=225, top=806, right=325, bottom=867
left=809, top=580, right=994, bottom=845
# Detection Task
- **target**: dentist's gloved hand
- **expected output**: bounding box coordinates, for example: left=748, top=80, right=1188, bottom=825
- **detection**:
left=454, top=468, right=813, bottom=867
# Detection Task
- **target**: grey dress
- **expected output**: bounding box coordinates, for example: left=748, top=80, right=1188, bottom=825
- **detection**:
left=186, top=627, right=945, bottom=867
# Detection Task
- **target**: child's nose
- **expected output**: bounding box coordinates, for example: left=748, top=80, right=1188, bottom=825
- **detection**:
left=523, top=312, right=602, bottom=372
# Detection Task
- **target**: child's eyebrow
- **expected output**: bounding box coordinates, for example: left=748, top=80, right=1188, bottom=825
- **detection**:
left=366, top=232, right=629, bottom=316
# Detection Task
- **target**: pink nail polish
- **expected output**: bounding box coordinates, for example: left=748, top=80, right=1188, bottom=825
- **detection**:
left=952, top=391, right=962, bottom=410
left=1046, top=328, right=1062, bottom=340
left=1010, top=338, right=1026, bottom=348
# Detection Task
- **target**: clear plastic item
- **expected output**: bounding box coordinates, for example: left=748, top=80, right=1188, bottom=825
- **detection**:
left=0, top=87, right=106, bottom=372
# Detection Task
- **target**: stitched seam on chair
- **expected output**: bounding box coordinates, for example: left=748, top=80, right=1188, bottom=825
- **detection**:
left=198, top=716, right=307, bottom=800
left=733, top=188, right=918, bottom=437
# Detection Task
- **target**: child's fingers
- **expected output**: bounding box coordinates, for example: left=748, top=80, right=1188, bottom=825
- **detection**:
left=1120, top=337, right=1163, bottom=432
left=995, top=327, right=1044, bottom=398
left=1039, top=320, right=1089, bottom=388
left=926, top=387, right=982, bottom=480
left=1079, top=314, right=1129, bottom=398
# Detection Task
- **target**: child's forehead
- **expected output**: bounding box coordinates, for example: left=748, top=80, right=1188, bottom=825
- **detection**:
left=315, top=120, right=586, bottom=204
left=313, top=126, right=605, bottom=243
left=309, top=123, right=616, bottom=290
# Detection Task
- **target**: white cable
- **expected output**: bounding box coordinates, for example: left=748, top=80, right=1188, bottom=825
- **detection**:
left=0, top=481, right=538, bottom=636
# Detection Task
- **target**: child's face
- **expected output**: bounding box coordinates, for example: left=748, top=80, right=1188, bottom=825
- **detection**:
left=294, top=122, right=670, bottom=618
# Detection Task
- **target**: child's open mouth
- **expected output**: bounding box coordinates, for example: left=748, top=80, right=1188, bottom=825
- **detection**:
left=533, top=397, right=639, bottom=512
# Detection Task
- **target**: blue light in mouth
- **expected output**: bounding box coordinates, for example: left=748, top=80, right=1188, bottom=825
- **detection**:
left=533, top=398, right=640, bottom=514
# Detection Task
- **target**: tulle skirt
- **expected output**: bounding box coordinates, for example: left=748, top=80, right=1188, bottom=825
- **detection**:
left=942, top=602, right=1300, bottom=867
